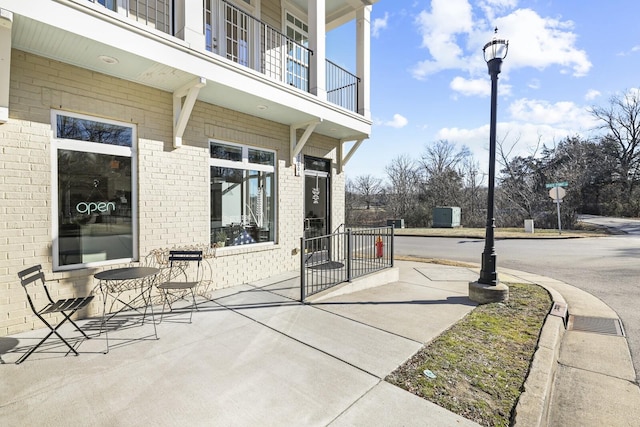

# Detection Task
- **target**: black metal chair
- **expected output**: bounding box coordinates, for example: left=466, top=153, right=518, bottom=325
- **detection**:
left=156, top=250, right=203, bottom=323
left=16, top=265, right=94, bottom=364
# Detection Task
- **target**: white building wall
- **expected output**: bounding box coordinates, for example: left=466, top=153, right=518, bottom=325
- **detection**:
left=0, top=50, right=344, bottom=336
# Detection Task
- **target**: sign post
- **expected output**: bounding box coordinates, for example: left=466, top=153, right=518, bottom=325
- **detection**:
left=547, top=183, right=567, bottom=235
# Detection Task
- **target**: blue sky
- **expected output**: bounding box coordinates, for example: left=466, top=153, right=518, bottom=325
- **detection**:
left=327, top=0, right=640, bottom=181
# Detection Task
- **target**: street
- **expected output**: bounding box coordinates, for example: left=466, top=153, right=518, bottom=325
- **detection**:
left=395, top=216, right=640, bottom=383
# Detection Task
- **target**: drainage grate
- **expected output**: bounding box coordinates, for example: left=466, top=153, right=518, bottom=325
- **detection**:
left=567, top=315, right=625, bottom=336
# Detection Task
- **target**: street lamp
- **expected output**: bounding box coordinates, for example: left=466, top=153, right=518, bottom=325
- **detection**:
left=470, top=28, right=509, bottom=303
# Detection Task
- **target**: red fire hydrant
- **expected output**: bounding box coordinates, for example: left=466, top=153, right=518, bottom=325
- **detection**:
left=375, top=235, right=384, bottom=258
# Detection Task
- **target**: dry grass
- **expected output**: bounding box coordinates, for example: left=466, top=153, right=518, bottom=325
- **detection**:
left=394, top=226, right=608, bottom=239
left=386, top=283, right=552, bottom=427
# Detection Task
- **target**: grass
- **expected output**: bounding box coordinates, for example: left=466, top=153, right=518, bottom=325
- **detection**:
left=386, top=283, right=552, bottom=427
left=394, top=226, right=609, bottom=239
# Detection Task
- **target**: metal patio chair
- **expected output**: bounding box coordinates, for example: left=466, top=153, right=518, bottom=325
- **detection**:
left=156, top=250, right=203, bottom=323
left=16, top=265, right=94, bottom=364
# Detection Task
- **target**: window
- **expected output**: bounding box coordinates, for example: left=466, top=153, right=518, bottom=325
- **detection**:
left=91, top=0, right=172, bottom=34
left=285, top=11, right=309, bottom=91
left=210, top=141, right=275, bottom=247
left=52, top=111, right=137, bottom=270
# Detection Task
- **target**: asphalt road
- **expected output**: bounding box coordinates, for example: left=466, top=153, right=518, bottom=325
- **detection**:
left=395, top=215, right=640, bottom=383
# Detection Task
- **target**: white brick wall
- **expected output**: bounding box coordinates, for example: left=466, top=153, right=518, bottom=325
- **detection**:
left=0, top=50, right=345, bottom=336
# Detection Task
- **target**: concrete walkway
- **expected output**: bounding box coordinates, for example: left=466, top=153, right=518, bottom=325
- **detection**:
left=1, top=260, right=639, bottom=426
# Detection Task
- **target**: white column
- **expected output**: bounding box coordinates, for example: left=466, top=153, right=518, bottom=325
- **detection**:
left=0, top=9, right=12, bottom=123
left=174, top=0, right=206, bottom=50
left=356, top=6, right=371, bottom=119
left=308, top=0, right=326, bottom=99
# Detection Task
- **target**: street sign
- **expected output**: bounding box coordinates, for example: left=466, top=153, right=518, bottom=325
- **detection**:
left=548, top=187, right=566, bottom=200
left=547, top=186, right=566, bottom=235
left=545, top=182, right=568, bottom=188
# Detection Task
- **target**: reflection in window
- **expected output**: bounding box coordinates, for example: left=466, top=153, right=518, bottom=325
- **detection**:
left=56, top=115, right=132, bottom=146
left=53, top=112, right=136, bottom=270
left=210, top=142, right=275, bottom=247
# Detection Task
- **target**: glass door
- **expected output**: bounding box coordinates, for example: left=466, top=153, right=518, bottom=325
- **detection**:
left=303, top=157, right=331, bottom=273
left=304, top=173, right=329, bottom=239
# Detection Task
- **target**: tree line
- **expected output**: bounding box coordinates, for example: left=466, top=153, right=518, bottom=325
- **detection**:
left=346, top=90, right=640, bottom=229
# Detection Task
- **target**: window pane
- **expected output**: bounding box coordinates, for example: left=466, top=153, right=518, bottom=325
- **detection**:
left=248, top=148, right=274, bottom=166
left=304, top=156, right=331, bottom=172
left=210, top=143, right=242, bottom=161
left=57, top=150, right=133, bottom=265
left=210, top=166, right=274, bottom=246
left=56, top=115, right=132, bottom=147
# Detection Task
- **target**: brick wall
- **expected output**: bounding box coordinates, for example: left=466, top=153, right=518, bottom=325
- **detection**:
left=0, top=50, right=345, bottom=336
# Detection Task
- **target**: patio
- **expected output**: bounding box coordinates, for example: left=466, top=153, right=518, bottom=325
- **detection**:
left=0, top=262, right=478, bottom=426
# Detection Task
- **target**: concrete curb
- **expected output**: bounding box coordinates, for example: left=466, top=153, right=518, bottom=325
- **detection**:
left=512, top=282, right=566, bottom=426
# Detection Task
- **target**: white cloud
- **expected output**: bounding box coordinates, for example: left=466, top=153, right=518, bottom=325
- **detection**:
left=496, top=9, right=591, bottom=77
left=410, top=1, right=591, bottom=81
left=382, top=114, right=409, bottom=128
left=617, top=45, right=640, bottom=56
left=372, top=12, right=389, bottom=38
left=450, top=77, right=490, bottom=96
left=434, top=97, right=600, bottom=174
left=508, top=98, right=595, bottom=128
left=585, top=89, right=601, bottom=101
left=436, top=121, right=587, bottom=175
left=450, top=76, right=513, bottom=97
left=411, top=0, right=476, bottom=79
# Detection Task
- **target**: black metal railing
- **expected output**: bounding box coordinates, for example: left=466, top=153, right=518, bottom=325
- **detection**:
left=326, top=59, right=359, bottom=113
left=87, top=0, right=360, bottom=113
left=300, top=226, right=394, bottom=301
left=205, top=0, right=312, bottom=92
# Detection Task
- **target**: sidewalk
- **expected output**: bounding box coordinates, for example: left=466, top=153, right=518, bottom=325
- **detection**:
left=1, top=260, right=639, bottom=426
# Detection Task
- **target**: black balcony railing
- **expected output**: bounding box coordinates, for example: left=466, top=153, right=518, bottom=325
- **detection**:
left=89, top=0, right=360, bottom=113
left=300, top=226, right=394, bottom=301
left=326, top=59, right=359, bottom=113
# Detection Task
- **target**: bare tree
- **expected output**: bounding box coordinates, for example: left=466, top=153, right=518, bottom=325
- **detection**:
left=421, top=139, right=470, bottom=176
left=460, top=156, right=485, bottom=226
left=385, top=155, right=421, bottom=224
left=497, top=134, right=544, bottom=222
left=590, top=90, right=640, bottom=205
left=419, top=140, right=469, bottom=209
left=353, top=174, right=383, bottom=209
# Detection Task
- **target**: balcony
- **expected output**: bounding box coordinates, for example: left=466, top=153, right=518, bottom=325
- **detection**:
left=87, top=0, right=360, bottom=114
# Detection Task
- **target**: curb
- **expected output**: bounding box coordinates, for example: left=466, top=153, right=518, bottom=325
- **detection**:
left=512, top=284, right=567, bottom=426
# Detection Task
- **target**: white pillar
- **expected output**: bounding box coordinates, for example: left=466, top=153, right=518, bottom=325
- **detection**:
left=308, top=0, right=326, bottom=99
left=174, top=0, right=206, bottom=50
left=0, top=9, right=12, bottom=123
left=356, top=6, right=371, bottom=119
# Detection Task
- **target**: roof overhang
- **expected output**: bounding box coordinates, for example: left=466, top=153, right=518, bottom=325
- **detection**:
left=2, top=0, right=372, bottom=141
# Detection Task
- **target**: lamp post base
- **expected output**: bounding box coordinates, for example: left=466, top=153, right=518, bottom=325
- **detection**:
left=469, top=281, right=509, bottom=304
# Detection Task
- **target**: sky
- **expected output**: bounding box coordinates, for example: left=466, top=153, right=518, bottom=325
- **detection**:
left=326, top=0, right=640, bottom=182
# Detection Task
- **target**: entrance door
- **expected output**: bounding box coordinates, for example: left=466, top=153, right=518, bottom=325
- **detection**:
left=304, top=157, right=330, bottom=239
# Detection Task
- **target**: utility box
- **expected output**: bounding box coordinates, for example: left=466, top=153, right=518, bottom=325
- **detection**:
left=524, top=219, right=535, bottom=233
left=387, top=219, right=405, bottom=229
left=432, top=207, right=461, bottom=228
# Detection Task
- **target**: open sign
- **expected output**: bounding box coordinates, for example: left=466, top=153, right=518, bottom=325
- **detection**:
left=76, top=201, right=116, bottom=215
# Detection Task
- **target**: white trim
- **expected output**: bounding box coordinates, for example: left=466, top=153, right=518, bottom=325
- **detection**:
left=282, top=1, right=307, bottom=24
left=209, top=138, right=277, bottom=245
left=50, top=109, right=138, bottom=271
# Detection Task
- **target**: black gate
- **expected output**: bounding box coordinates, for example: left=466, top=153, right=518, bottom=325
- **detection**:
left=300, top=226, right=394, bottom=301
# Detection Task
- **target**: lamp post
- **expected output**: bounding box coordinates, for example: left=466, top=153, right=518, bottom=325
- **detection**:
left=469, top=28, right=510, bottom=303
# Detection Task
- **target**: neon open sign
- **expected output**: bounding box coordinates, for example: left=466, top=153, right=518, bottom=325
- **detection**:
left=75, top=201, right=116, bottom=215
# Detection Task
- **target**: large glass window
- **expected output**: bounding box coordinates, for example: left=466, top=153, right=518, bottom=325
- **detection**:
left=210, top=141, right=275, bottom=247
left=52, top=111, right=137, bottom=270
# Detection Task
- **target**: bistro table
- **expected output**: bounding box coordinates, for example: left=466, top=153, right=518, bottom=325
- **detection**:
left=94, top=266, right=160, bottom=353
